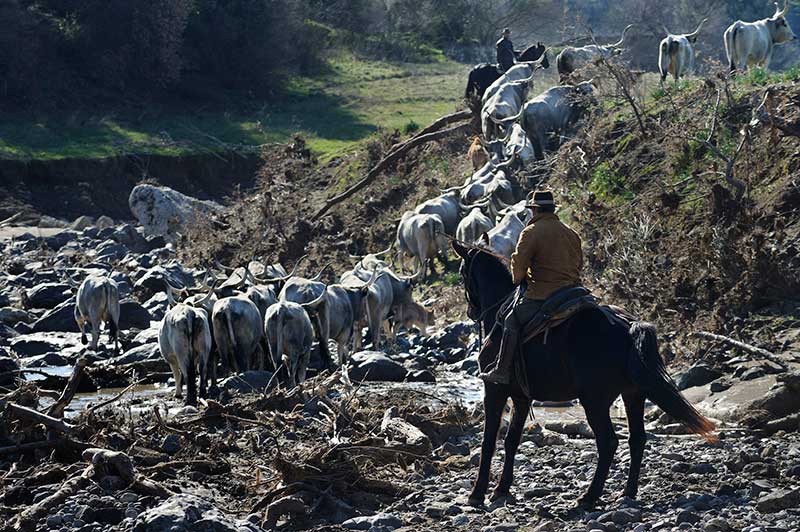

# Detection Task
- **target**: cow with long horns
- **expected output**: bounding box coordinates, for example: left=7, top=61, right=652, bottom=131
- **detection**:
left=659, top=19, right=707, bottom=81
left=724, top=1, right=796, bottom=72
left=556, top=24, right=634, bottom=80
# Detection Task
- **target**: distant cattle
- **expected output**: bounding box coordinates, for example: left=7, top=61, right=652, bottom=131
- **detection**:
left=659, top=19, right=706, bottom=81
left=556, top=24, right=633, bottom=80
left=71, top=274, right=121, bottom=352
left=724, top=1, right=795, bottom=72
left=396, top=212, right=448, bottom=280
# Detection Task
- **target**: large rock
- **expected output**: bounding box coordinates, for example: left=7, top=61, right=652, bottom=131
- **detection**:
left=342, top=513, right=403, bottom=530
left=348, top=351, right=408, bottom=382
left=0, top=307, right=32, bottom=326
left=24, top=283, right=72, bottom=310
left=111, top=224, right=150, bottom=252
left=143, top=292, right=169, bottom=322
left=756, top=488, right=800, bottom=513
left=0, top=354, right=19, bottom=386
left=129, top=184, right=222, bottom=241
left=9, top=332, right=84, bottom=358
left=94, top=240, right=129, bottom=262
left=119, top=300, right=153, bottom=330
left=112, top=343, right=161, bottom=365
left=676, top=363, right=723, bottom=391
left=132, top=494, right=263, bottom=532
left=32, top=300, right=80, bottom=333
left=43, top=230, right=80, bottom=251
left=133, top=265, right=197, bottom=300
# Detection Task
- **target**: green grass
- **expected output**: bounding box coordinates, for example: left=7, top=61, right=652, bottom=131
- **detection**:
left=589, top=162, right=633, bottom=202
left=736, top=65, right=800, bottom=86
left=0, top=52, right=464, bottom=161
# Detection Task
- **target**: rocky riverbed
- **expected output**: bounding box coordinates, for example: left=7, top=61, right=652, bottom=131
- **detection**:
left=3, top=199, right=800, bottom=532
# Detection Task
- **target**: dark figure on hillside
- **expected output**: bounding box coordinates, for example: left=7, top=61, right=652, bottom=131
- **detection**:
left=496, top=28, right=520, bottom=72
left=481, top=190, right=584, bottom=384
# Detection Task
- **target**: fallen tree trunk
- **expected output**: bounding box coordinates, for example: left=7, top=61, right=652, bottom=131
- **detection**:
left=13, top=465, right=93, bottom=531
left=312, top=120, right=472, bottom=221
left=693, top=331, right=788, bottom=370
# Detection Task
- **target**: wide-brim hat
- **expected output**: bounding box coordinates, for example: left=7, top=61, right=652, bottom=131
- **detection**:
left=525, top=189, right=557, bottom=208
left=502, top=27, right=511, bottom=35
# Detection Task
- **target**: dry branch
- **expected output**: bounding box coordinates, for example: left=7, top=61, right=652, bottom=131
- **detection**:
left=693, top=331, right=788, bottom=370
left=8, top=403, right=75, bottom=434
left=47, top=357, right=90, bottom=419
left=13, top=465, right=93, bottom=531
left=313, top=120, right=472, bottom=220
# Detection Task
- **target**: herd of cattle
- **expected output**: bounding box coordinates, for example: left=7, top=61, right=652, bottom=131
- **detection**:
left=57, top=2, right=798, bottom=409
left=70, top=250, right=435, bottom=406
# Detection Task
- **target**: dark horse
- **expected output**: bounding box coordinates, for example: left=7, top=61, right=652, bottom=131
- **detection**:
left=464, top=43, right=550, bottom=100
left=452, top=242, right=717, bottom=507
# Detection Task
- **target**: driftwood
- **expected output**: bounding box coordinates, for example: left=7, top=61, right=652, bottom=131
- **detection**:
left=13, top=465, right=93, bottom=531
left=693, top=331, right=788, bottom=370
left=8, top=403, right=75, bottom=434
left=86, top=377, right=147, bottom=415
left=47, top=357, right=90, bottom=418
left=0, top=440, right=58, bottom=456
left=312, top=118, right=472, bottom=221
left=754, top=87, right=800, bottom=137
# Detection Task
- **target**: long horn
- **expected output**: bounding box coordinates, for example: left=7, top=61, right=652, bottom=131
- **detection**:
left=214, top=260, right=235, bottom=274
left=441, top=183, right=470, bottom=194
left=685, top=18, right=707, bottom=39
left=257, top=254, right=308, bottom=284
left=373, top=245, right=392, bottom=258
left=365, top=265, right=380, bottom=289
left=310, top=263, right=331, bottom=282
left=780, top=0, right=789, bottom=16
left=195, top=281, right=217, bottom=309
left=65, top=274, right=80, bottom=289
left=489, top=107, right=524, bottom=126
left=164, top=281, right=178, bottom=308
left=611, top=24, right=634, bottom=48
left=661, top=23, right=671, bottom=35
left=300, top=289, right=327, bottom=309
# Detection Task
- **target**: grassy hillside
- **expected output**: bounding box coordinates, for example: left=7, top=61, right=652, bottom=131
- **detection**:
left=0, top=53, right=464, bottom=161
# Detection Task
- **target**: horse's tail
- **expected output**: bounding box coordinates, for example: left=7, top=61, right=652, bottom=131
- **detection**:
left=628, top=322, right=717, bottom=443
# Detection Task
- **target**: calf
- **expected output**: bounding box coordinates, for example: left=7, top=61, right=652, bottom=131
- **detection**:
left=467, top=137, right=489, bottom=170
left=72, top=274, right=121, bottom=352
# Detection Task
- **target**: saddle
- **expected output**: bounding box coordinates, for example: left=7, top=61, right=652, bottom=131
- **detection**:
left=520, top=286, right=597, bottom=344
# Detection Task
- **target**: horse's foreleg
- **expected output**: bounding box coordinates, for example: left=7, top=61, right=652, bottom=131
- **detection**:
left=492, top=396, right=530, bottom=500
left=579, top=402, right=618, bottom=507
left=622, top=392, right=647, bottom=499
left=469, top=386, right=508, bottom=506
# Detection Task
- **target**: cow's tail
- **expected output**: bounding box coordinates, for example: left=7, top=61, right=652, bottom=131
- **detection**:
left=275, top=305, right=286, bottom=378
left=103, top=282, right=119, bottom=341
left=220, top=310, right=239, bottom=373
left=184, top=313, right=199, bottom=405
left=627, top=322, right=717, bottom=442
left=724, top=26, right=737, bottom=72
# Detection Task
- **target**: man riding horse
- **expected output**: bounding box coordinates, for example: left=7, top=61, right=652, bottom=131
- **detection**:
left=481, top=189, right=583, bottom=385
left=496, top=28, right=520, bottom=72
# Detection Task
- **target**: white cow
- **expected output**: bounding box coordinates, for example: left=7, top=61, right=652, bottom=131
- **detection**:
left=211, top=295, right=264, bottom=374
left=264, top=300, right=316, bottom=387
left=556, top=24, right=633, bottom=80
left=521, top=82, right=595, bottom=160
left=481, top=78, right=533, bottom=140
left=72, top=275, right=121, bottom=352
left=482, top=62, right=542, bottom=105
left=414, top=192, right=461, bottom=235
left=456, top=207, right=495, bottom=244
left=159, top=302, right=212, bottom=405
left=724, top=1, right=796, bottom=72
left=396, top=212, right=448, bottom=280
left=659, top=19, right=706, bottom=81
left=482, top=209, right=533, bottom=259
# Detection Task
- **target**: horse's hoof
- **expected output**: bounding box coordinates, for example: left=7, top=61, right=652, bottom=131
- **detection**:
left=621, top=489, right=638, bottom=500
left=576, top=495, right=599, bottom=509
left=467, top=494, right=484, bottom=507
left=489, top=489, right=510, bottom=503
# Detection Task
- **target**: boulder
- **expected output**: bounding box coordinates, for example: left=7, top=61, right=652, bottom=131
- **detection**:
left=24, top=283, right=72, bottom=310
left=10, top=332, right=83, bottom=358
left=43, top=230, right=79, bottom=251
left=348, top=351, right=408, bottom=382
left=96, top=215, right=115, bottom=230
left=118, top=300, right=153, bottom=330
left=0, top=354, right=20, bottom=385
left=32, top=299, right=80, bottom=333
left=94, top=240, right=129, bottom=262
left=0, top=307, right=32, bottom=326
left=676, top=363, right=723, bottom=390
left=71, top=216, right=96, bottom=231
left=132, top=327, right=161, bottom=346
left=0, top=323, right=19, bottom=339
left=756, top=488, right=800, bottom=513
left=406, top=369, right=436, bottom=383
left=342, top=513, right=403, bottom=531
left=111, top=343, right=160, bottom=365
left=143, top=293, right=169, bottom=322
left=132, top=494, right=262, bottom=532
left=133, top=265, right=196, bottom=300
left=111, top=224, right=149, bottom=252
left=129, top=184, right=222, bottom=241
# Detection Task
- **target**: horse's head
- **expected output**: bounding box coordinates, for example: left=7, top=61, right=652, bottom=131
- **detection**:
left=452, top=240, right=513, bottom=324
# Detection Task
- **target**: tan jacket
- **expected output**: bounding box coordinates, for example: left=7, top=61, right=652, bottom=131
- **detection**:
left=510, top=212, right=584, bottom=300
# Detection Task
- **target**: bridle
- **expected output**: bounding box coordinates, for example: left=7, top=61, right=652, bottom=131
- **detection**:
left=460, top=247, right=514, bottom=348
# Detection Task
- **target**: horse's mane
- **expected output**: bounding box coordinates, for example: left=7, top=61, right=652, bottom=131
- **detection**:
left=470, top=247, right=513, bottom=283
